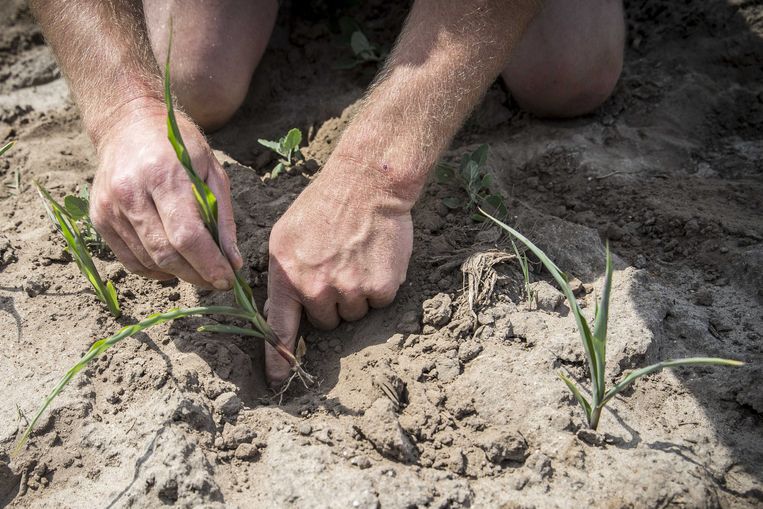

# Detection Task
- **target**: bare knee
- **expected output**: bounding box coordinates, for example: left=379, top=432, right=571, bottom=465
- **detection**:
left=174, top=70, right=249, bottom=131
left=502, top=0, right=625, bottom=118
left=505, top=50, right=623, bottom=118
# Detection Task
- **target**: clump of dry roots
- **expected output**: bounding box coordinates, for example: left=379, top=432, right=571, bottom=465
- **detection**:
left=459, top=250, right=515, bottom=320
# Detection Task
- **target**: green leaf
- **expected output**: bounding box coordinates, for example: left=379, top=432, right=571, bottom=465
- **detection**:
left=471, top=144, right=489, bottom=167
left=558, top=372, right=592, bottom=421
left=480, top=174, right=492, bottom=190
left=483, top=194, right=507, bottom=218
left=283, top=128, right=302, bottom=152
left=258, top=138, right=281, bottom=153
left=442, top=196, right=462, bottom=210
left=435, top=163, right=455, bottom=184
left=0, top=140, right=15, bottom=157
left=271, top=162, right=285, bottom=179
left=601, top=357, right=744, bottom=407
left=197, top=323, right=265, bottom=339
left=350, top=31, right=372, bottom=56
left=164, top=30, right=219, bottom=243
left=64, top=195, right=89, bottom=219
left=470, top=213, right=486, bottom=222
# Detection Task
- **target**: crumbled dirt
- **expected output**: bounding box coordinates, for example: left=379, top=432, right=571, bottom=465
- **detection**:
left=1, top=1, right=761, bottom=508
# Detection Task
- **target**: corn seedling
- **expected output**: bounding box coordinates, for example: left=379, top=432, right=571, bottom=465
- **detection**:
left=164, top=36, right=312, bottom=384
left=257, top=128, right=303, bottom=178
left=480, top=208, right=744, bottom=430
left=511, top=239, right=535, bottom=306
left=12, top=306, right=270, bottom=454
left=35, top=182, right=121, bottom=318
left=437, top=144, right=507, bottom=222
left=13, top=38, right=315, bottom=455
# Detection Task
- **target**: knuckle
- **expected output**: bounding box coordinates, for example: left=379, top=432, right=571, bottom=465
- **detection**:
left=371, top=280, right=399, bottom=301
left=168, top=224, right=204, bottom=252
left=153, top=248, right=181, bottom=270
left=111, top=174, right=137, bottom=205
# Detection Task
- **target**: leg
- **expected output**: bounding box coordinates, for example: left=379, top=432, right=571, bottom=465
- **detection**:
left=502, top=0, right=625, bottom=118
left=143, top=0, right=278, bottom=131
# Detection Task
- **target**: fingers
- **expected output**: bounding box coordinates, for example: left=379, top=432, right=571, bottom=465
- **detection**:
left=337, top=290, right=369, bottom=322
left=265, top=267, right=303, bottom=385
left=367, top=281, right=400, bottom=309
left=122, top=200, right=211, bottom=287
left=95, top=218, right=172, bottom=280
left=206, top=164, right=243, bottom=271
left=303, top=288, right=341, bottom=330
left=151, top=176, right=237, bottom=290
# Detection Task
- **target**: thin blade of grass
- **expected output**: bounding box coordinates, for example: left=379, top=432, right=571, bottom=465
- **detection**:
left=479, top=207, right=601, bottom=401
left=12, top=305, right=260, bottom=455
left=558, top=372, right=592, bottom=422
left=0, top=140, right=14, bottom=156
left=197, top=323, right=265, bottom=339
left=600, top=357, right=744, bottom=407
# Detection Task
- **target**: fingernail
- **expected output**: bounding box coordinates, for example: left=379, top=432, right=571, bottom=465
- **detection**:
left=213, top=279, right=231, bottom=291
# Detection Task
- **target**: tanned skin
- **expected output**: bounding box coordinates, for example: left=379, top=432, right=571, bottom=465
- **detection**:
left=30, top=0, right=623, bottom=384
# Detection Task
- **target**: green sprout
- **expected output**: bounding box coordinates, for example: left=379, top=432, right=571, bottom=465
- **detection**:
left=11, top=33, right=315, bottom=457
left=12, top=306, right=263, bottom=454
left=60, top=184, right=107, bottom=254
left=511, top=239, right=535, bottom=306
left=0, top=140, right=14, bottom=156
left=481, top=208, right=744, bottom=430
left=257, top=128, right=303, bottom=178
left=335, top=17, right=385, bottom=69
left=35, top=182, right=121, bottom=318
left=164, top=35, right=312, bottom=383
left=437, top=144, right=507, bottom=222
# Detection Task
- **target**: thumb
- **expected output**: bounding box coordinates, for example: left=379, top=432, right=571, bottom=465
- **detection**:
left=207, top=163, right=243, bottom=271
left=265, top=272, right=303, bottom=387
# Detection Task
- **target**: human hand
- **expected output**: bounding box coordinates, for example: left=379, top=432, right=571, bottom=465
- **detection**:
left=90, top=101, right=242, bottom=289
left=264, top=156, right=414, bottom=383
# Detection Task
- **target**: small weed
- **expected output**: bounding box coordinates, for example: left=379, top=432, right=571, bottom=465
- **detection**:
left=335, top=17, right=385, bottom=69
left=437, top=144, right=508, bottom=221
left=35, top=182, right=121, bottom=318
left=258, top=128, right=303, bottom=178
left=481, top=208, right=744, bottom=430
left=61, top=184, right=107, bottom=254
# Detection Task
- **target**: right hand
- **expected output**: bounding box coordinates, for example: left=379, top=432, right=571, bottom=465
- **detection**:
left=90, top=101, right=242, bottom=289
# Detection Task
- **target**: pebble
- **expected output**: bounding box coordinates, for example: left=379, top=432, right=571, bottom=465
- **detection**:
left=422, top=293, right=453, bottom=327
left=351, top=455, right=372, bottom=469
left=396, top=310, right=420, bottom=334
left=298, top=423, right=313, bottom=436
left=234, top=443, right=260, bottom=460
left=214, top=392, right=243, bottom=417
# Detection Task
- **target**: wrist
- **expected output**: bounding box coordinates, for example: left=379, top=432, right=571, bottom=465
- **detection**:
left=327, top=125, right=430, bottom=210
left=88, top=94, right=166, bottom=152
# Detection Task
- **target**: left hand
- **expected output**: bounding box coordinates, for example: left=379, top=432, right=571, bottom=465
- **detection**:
left=264, top=156, right=414, bottom=384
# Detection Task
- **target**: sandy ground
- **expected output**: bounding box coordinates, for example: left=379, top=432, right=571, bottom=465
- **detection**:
left=0, top=0, right=762, bottom=507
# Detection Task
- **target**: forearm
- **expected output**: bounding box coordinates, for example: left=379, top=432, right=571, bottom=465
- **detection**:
left=329, top=0, right=541, bottom=204
left=30, top=0, right=162, bottom=146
